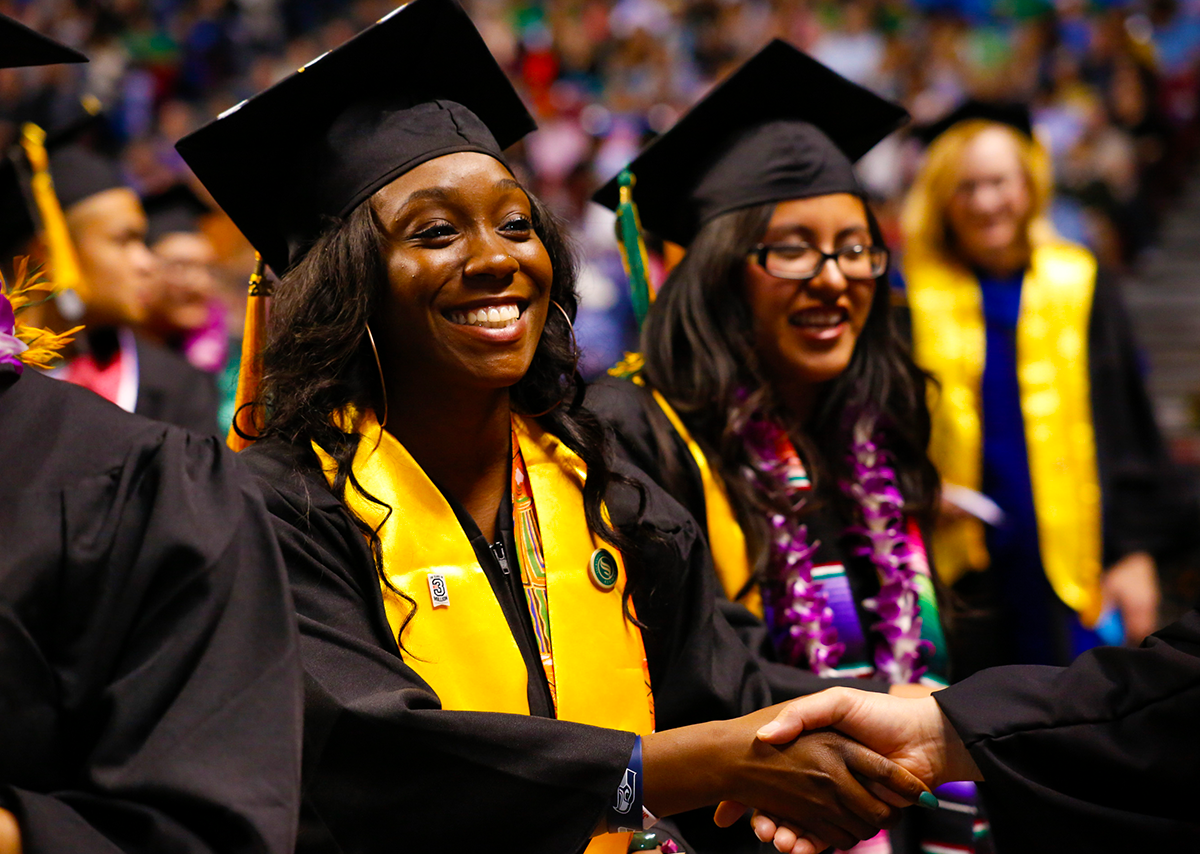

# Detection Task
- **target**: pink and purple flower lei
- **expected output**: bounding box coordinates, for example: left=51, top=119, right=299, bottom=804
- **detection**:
left=736, top=406, right=931, bottom=683
left=842, top=418, right=935, bottom=684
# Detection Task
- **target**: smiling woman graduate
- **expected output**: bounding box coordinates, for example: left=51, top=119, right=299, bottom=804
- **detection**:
left=174, top=2, right=932, bottom=853
left=587, top=43, right=982, bottom=854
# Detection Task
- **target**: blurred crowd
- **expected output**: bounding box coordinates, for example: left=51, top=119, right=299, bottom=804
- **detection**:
left=6, top=0, right=1200, bottom=376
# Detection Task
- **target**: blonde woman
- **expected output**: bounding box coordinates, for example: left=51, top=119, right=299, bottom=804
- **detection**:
left=901, top=104, right=1180, bottom=675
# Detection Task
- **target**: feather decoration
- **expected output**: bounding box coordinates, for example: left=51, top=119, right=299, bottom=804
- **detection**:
left=0, top=258, right=82, bottom=375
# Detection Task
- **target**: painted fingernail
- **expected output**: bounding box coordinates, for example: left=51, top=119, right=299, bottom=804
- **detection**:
left=917, top=792, right=939, bottom=809
left=757, top=722, right=780, bottom=739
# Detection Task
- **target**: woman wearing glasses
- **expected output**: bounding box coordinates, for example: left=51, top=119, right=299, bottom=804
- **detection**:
left=590, top=44, right=976, bottom=854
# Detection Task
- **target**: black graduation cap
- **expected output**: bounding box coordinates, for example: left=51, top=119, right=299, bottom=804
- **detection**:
left=0, top=116, right=125, bottom=257
left=0, top=13, right=87, bottom=69
left=144, top=183, right=212, bottom=246
left=175, top=0, right=536, bottom=276
left=591, top=40, right=909, bottom=247
left=912, top=99, right=1033, bottom=146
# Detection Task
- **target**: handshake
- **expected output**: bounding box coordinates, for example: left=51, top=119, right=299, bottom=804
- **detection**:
left=642, top=687, right=982, bottom=854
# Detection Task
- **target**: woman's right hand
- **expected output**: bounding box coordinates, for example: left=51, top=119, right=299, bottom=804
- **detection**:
left=641, top=703, right=931, bottom=852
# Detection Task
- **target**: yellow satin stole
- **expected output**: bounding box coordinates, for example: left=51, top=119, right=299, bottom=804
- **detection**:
left=905, top=242, right=1104, bottom=625
left=647, top=390, right=761, bottom=618
left=315, top=412, right=653, bottom=854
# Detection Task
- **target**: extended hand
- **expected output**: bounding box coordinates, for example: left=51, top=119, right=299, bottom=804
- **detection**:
left=756, top=688, right=980, bottom=786
left=643, top=702, right=931, bottom=853
left=715, top=689, right=980, bottom=853
left=0, top=808, right=20, bottom=854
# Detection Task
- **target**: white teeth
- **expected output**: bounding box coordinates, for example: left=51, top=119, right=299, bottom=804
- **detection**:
left=794, top=309, right=845, bottom=328
left=448, top=303, right=522, bottom=329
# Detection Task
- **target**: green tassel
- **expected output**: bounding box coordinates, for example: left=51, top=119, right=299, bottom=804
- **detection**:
left=614, top=168, right=653, bottom=328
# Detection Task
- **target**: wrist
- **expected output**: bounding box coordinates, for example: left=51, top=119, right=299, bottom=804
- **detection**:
left=641, top=719, right=730, bottom=817
left=931, top=700, right=982, bottom=784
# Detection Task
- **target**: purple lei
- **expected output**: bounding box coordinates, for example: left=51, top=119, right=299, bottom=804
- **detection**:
left=0, top=293, right=26, bottom=376
left=737, top=404, right=932, bottom=682
left=737, top=411, right=845, bottom=675
left=842, top=417, right=934, bottom=684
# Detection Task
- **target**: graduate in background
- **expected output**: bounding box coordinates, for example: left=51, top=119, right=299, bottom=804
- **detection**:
left=142, top=183, right=228, bottom=375
left=0, top=15, right=303, bottom=854
left=900, top=104, right=1185, bottom=674
left=0, top=113, right=221, bottom=435
left=588, top=43, right=980, bottom=854
left=176, top=3, right=933, bottom=852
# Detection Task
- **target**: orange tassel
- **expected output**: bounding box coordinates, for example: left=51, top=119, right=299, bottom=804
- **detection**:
left=227, top=253, right=270, bottom=451
left=19, top=123, right=88, bottom=300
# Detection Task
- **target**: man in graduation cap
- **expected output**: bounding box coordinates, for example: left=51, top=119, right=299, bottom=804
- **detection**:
left=0, top=16, right=303, bottom=854
left=0, top=113, right=221, bottom=435
left=142, top=183, right=228, bottom=372
left=898, top=101, right=1188, bottom=677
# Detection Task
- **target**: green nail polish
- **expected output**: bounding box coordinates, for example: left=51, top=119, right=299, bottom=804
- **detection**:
left=917, top=792, right=939, bottom=809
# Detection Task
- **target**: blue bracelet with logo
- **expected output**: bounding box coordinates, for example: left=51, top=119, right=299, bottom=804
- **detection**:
left=607, top=736, right=645, bottom=833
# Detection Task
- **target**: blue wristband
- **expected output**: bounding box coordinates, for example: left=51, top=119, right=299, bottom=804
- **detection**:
left=607, top=736, right=644, bottom=833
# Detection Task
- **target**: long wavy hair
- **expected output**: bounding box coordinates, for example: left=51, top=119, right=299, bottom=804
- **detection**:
left=256, top=183, right=653, bottom=631
left=641, top=199, right=939, bottom=584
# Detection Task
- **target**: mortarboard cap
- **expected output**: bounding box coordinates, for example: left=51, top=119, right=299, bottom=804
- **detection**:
left=0, top=13, right=87, bottom=69
left=912, top=99, right=1033, bottom=146
left=175, top=0, right=536, bottom=276
left=0, top=109, right=124, bottom=257
left=144, top=183, right=212, bottom=246
left=592, top=40, right=908, bottom=247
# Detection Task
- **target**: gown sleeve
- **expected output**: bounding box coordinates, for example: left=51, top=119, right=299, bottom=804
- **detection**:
left=1089, top=272, right=1196, bottom=564
left=934, top=607, right=1200, bottom=850
left=244, top=443, right=636, bottom=854
left=1, top=421, right=303, bottom=854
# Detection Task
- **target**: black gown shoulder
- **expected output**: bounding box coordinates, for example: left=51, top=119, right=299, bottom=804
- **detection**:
left=242, top=434, right=771, bottom=854
left=935, top=605, right=1200, bottom=850
left=0, top=370, right=302, bottom=854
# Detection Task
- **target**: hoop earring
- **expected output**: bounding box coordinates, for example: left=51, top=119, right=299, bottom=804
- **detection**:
left=524, top=299, right=579, bottom=419
left=366, top=323, right=388, bottom=430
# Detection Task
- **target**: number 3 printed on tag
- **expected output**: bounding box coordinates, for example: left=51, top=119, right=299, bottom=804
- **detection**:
left=428, top=573, right=449, bottom=608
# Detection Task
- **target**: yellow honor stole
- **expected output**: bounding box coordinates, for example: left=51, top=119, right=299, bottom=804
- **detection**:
left=905, top=242, right=1104, bottom=625
left=648, top=390, right=760, bottom=618
left=316, top=411, right=654, bottom=854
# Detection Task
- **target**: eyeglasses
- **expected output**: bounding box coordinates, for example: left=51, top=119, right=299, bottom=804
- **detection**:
left=750, top=242, right=889, bottom=281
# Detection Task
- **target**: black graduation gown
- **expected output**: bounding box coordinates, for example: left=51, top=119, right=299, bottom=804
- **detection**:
left=1088, top=272, right=1191, bottom=565
left=134, top=334, right=222, bottom=437
left=0, top=370, right=303, bottom=854
left=587, top=376, right=893, bottom=701
left=934, top=606, right=1200, bottom=850
left=243, top=437, right=773, bottom=854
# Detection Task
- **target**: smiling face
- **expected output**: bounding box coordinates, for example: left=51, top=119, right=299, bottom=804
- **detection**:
left=742, top=193, right=877, bottom=401
left=371, top=152, right=554, bottom=396
left=945, top=127, right=1033, bottom=271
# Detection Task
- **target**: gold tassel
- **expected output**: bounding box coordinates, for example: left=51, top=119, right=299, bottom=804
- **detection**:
left=227, top=253, right=270, bottom=451
left=19, top=123, right=88, bottom=300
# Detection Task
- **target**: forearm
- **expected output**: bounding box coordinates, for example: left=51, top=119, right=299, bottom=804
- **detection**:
left=641, top=718, right=732, bottom=817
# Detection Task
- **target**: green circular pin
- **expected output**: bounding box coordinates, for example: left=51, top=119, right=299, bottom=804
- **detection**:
left=589, top=548, right=619, bottom=592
